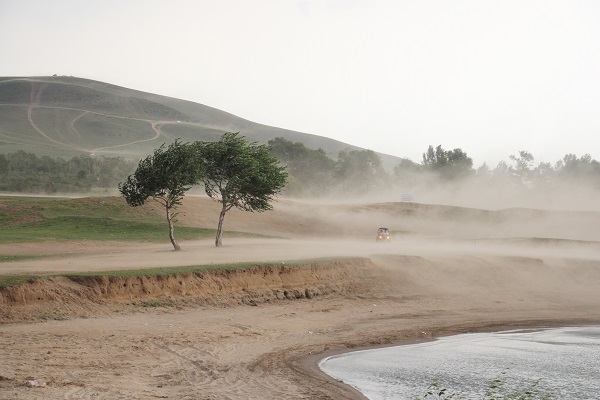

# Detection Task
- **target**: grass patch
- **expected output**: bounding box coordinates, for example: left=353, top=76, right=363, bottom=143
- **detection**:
left=40, top=311, right=68, bottom=321
left=0, top=275, right=38, bottom=289
left=0, top=215, right=216, bottom=243
left=0, top=255, right=46, bottom=263
left=0, top=196, right=273, bottom=243
left=0, top=196, right=163, bottom=225
left=135, top=300, right=178, bottom=308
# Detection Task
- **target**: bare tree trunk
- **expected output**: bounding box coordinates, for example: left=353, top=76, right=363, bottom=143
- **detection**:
left=166, top=205, right=181, bottom=251
left=215, top=203, right=227, bottom=247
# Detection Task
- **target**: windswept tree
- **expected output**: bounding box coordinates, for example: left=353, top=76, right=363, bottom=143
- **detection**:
left=198, top=132, right=287, bottom=247
left=119, top=140, right=202, bottom=251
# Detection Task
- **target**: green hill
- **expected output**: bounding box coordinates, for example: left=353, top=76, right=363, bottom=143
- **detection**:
left=0, top=76, right=401, bottom=168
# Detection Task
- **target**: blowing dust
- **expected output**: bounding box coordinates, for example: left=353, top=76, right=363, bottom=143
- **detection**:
left=1, top=190, right=600, bottom=399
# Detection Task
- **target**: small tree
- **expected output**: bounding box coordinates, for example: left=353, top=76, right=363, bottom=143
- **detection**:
left=198, top=132, right=287, bottom=247
left=119, top=140, right=201, bottom=251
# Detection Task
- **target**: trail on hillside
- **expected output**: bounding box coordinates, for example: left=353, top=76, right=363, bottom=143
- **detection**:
left=89, top=120, right=166, bottom=153
left=2, top=77, right=222, bottom=156
left=26, top=82, right=89, bottom=152
left=3, top=91, right=209, bottom=155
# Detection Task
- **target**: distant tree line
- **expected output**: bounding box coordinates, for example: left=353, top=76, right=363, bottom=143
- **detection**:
left=0, top=151, right=137, bottom=193
left=399, top=146, right=600, bottom=190
left=268, top=137, right=387, bottom=196
left=3, top=139, right=600, bottom=198
left=268, top=138, right=600, bottom=197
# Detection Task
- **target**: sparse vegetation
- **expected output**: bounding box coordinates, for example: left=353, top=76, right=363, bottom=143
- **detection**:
left=416, top=371, right=555, bottom=400
left=40, top=311, right=68, bottom=321
left=135, top=300, right=178, bottom=308
left=0, top=255, right=45, bottom=262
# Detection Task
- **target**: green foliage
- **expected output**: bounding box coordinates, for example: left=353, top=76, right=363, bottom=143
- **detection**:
left=119, top=140, right=201, bottom=208
left=200, top=133, right=287, bottom=213
left=394, top=157, right=423, bottom=186
left=555, top=153, right=600, bottom=184
left=422, top=145, right=474, bottom=180
left=335, top=149, right=388, bottom=193
left=119, top=139, right=203, bottom=250
left=0, top=153, right=8, bottom=175
left=199, top=132, right=287, bottom=246
left=268, top=137, right=392, bottom=196
left=268, top=137, right=335, bottom=196
left=0, top=150, right=136, bottom=193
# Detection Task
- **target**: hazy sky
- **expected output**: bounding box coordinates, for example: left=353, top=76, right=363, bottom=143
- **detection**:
left=1, top=0, right=599, bottom=166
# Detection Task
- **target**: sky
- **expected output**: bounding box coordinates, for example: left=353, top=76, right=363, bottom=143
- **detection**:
left=1, top=0, right=599, bottom=167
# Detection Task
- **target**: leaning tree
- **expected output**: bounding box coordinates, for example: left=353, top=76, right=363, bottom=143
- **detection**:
left=119, top=140, right=202, bottom=251
left=197, top=132, right=287, bottom=247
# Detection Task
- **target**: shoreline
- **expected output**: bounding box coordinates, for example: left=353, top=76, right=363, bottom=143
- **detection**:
left=300, top=318, right=600, bottom=400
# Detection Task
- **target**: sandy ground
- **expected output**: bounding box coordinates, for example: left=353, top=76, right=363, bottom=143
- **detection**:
left=1, top=198, right=600, bottom=399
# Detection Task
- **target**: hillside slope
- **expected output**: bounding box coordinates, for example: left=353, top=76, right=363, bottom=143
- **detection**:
left=0, top=76, right=401, bottom=169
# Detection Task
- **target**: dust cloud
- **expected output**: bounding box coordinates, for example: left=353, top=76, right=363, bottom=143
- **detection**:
left=2, top=191, right=600, bottom=399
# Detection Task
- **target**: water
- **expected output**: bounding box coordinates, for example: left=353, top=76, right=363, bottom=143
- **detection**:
left=319, top=326, right=600, bottom=399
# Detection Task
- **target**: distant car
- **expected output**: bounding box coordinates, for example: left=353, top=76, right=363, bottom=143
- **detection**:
left=376, top=227, right=391, bottom=242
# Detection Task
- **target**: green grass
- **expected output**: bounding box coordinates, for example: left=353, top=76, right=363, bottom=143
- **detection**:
left=0, top=196, right=161, bottom=223
left=0, top=215, right=216, bottom=243
left=0, top=196, right=272, bottom=243
left=1, top=215, right=270, bottom=243
left=0, top=275, right=38, bottom=289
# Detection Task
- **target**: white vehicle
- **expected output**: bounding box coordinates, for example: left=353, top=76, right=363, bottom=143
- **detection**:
left=376, top=227, right=391, bottom=242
